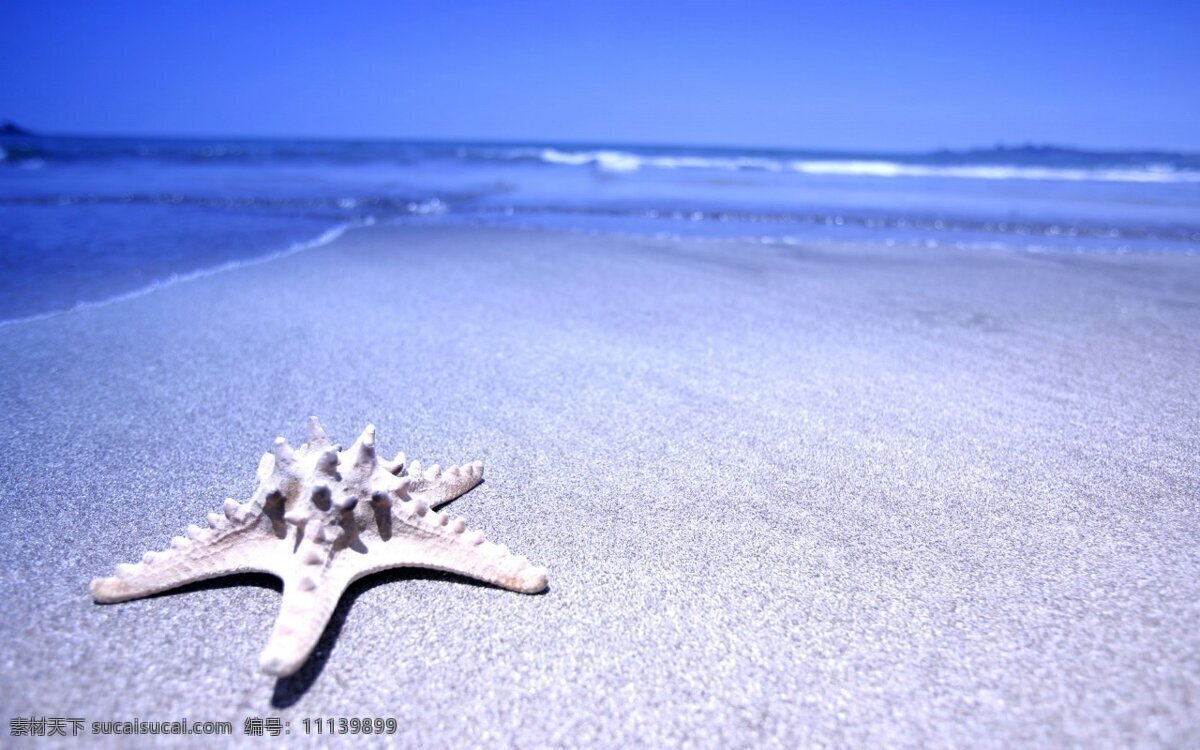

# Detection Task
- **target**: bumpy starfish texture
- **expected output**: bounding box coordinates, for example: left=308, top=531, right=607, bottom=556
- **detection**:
left=91, top=418, right=548, bottom=676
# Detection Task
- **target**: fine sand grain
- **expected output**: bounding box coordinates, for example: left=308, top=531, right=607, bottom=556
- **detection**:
left=0, top=225, right=1197, bottom=747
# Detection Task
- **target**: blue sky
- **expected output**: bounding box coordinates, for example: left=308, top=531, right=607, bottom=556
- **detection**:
left=1, top=0, right=1197, bottom=150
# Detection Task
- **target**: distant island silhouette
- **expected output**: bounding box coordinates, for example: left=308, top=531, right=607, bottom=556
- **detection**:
left=1, top=121, right=34, bottom=136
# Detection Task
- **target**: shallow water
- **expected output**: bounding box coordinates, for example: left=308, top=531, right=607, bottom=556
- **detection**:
left=2, top=135, right=1198, bottom=321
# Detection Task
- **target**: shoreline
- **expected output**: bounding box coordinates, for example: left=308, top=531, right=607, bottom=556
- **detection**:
left=0, top=219, right=373, bottom=330
left=1, top=224, right=1197, bottom=747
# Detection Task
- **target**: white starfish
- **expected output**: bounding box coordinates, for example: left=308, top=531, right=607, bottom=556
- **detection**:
left=91, top=418, right=548, bottom=676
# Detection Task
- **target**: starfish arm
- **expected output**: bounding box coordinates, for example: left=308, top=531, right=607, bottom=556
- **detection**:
left=402, top=459, right=485, bottom=508
left=90, top=522, right=284, bottom=603
left=365, top=527, right=549, bottom=594
left=257, top=568, right=351, bottom=677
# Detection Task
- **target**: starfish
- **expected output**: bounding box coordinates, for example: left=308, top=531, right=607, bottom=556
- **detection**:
left=91, top=418, right=549, bottom=676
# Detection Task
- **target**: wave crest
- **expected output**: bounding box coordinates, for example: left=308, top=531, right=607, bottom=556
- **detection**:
left=527, top=149, right=1200, bottom=183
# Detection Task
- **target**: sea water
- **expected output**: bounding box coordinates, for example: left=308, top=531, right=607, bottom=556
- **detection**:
left=1, top=135, right=1197, bottom=322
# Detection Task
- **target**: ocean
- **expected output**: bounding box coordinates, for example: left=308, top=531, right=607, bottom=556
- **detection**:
left=1, top=134, right=1198, bottom=323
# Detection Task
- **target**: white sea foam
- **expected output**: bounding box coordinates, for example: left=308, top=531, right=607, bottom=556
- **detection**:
left=786, top=160, right=1200, bottom=183
left=0, top=218, right=374, bottom=329
left=405, top=198, right=448, bottom=214
left=540, top=149, right=642, bottom=172
left=532, top=148, right=1200, bottom=183
left=539, top=148, right=780, bottom=173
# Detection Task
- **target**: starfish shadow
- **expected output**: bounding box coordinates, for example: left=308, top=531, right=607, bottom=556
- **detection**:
left=269, top=567, right=538, bottom=708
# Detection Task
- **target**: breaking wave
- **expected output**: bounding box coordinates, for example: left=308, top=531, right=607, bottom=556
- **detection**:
left=529, top=149, right=1200, bottom=183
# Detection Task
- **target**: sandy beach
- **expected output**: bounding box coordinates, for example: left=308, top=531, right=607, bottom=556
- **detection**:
left=1, top=224, right=1197, bottom=747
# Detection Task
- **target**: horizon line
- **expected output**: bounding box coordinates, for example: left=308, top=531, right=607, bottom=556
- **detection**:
left=3, top=122, right=1198, bottom=158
